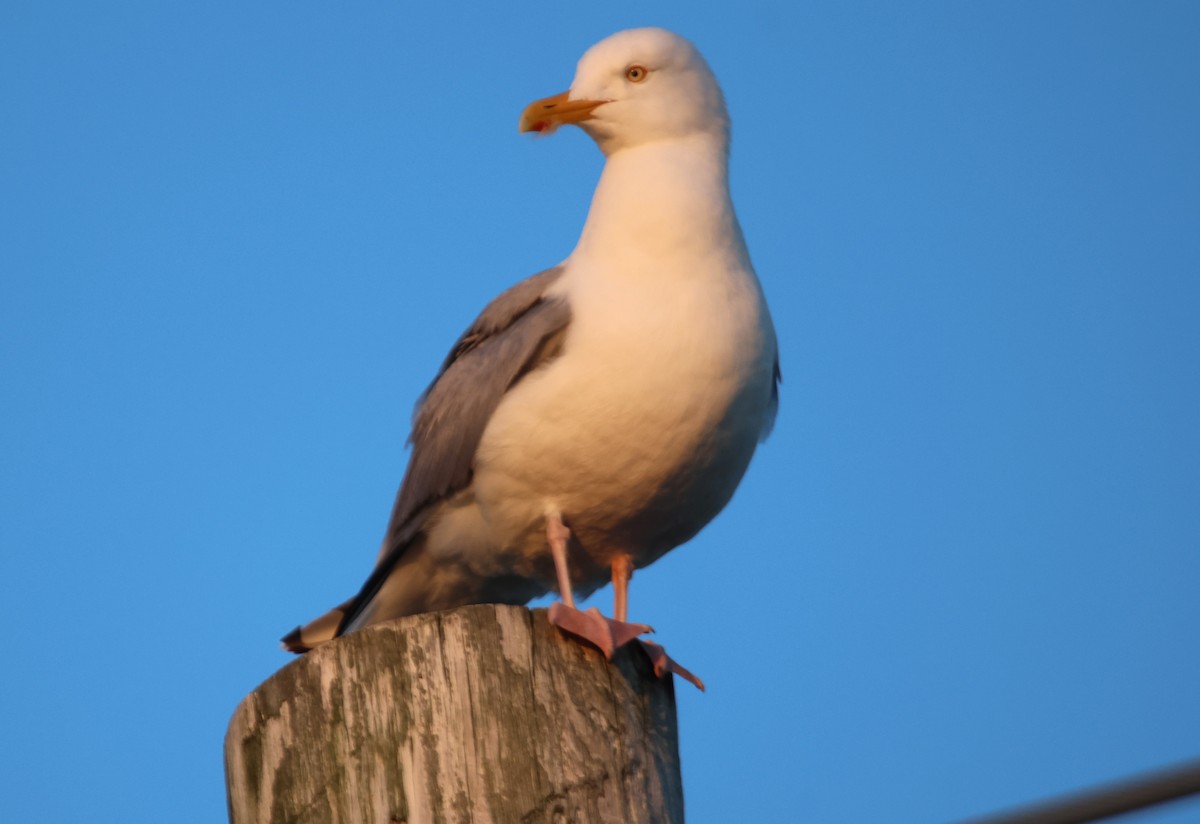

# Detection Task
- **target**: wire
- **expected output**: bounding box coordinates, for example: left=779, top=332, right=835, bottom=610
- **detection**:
left=959, top=758, right=1200, bottom=824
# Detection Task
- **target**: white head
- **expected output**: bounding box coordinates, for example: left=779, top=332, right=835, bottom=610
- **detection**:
left=519, top=28, right=729, bottom=156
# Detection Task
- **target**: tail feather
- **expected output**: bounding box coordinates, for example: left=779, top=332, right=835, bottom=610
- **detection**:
left=280, top=597, right=355, bottom=654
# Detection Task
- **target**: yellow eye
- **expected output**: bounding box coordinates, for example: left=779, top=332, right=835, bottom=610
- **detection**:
left=625, top=65, right=649, bottom=83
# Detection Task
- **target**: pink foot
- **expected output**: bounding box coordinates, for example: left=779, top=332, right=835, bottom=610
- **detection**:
left=548, top=602, right=653, bottom=659
left=640, top=639, right=705, bottom=692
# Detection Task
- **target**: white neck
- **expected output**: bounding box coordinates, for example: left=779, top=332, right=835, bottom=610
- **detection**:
left=571, top=134, right=742, bottom=267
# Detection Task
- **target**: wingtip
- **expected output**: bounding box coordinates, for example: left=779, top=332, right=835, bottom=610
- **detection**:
left=280, top=600, right=353, bottom=654
left=280, top=626, right=311, bottom=654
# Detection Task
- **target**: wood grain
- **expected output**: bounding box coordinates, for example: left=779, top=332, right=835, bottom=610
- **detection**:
left=225, top=605, right=684, bottom=824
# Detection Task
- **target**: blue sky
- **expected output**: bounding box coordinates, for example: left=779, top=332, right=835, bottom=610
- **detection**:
left=3, top=2, right=1198, bottom=822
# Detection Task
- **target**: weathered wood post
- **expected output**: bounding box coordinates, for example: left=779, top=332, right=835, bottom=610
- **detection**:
left=225, top=604, right=685, bottom=824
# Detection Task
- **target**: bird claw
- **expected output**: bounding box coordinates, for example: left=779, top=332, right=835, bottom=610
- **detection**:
left=640, top=639, right=705, bottom=692
left=548, top=602, right=652, bottom=659
left=547, top=603, right=703, bottom=691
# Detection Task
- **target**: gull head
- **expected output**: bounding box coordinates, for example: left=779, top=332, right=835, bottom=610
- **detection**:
left=519, top=28, right=729, bottom=156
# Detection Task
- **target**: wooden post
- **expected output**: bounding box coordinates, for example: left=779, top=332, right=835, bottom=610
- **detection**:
left=224, top=604, right=685, bottom=824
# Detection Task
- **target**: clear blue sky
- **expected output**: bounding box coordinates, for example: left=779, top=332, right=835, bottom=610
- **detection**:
left=3, top=2, right=1198, bottom=822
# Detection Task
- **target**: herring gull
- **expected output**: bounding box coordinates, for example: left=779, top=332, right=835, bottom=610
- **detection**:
left=283, top=27, right=780, bottom=690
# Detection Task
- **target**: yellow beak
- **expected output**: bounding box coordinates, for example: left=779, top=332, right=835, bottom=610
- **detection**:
left=519, top=91, right=607, bottom=134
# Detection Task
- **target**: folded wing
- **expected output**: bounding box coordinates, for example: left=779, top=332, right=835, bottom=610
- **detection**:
left=282, top=266, right=571, bottom=651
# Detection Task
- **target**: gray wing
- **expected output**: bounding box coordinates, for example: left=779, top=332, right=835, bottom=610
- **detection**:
left=284, top=268, right=570, bottom=650
left=371, top=266, right=569, bottom=561
left=386, top=266, right=569, bottom=542
left=334, top=267, right=569, bottom=633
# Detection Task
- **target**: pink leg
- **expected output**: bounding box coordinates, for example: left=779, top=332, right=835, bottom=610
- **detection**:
left=544, top=519, right=704, bottom=691
left=613, top=554, right=633, bottom=622
left=545, top=517, right=651, bottom=658
left=547, top=511, right=576, bottom=608
left=613, top=552, right=704, bottom=690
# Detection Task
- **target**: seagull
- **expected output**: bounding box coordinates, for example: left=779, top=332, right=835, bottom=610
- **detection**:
left=283, top=27, right=779, bottom=690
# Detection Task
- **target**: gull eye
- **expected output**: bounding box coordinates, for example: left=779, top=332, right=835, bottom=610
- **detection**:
left=625, top=65, right=649, bottom=83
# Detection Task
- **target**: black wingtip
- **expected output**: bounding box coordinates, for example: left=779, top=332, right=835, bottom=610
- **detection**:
left=280, top=626, right=311, bottom=654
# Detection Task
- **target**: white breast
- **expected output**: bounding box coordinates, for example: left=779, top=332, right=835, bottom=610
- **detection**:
left=444, top=135, right=776, bottom=594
